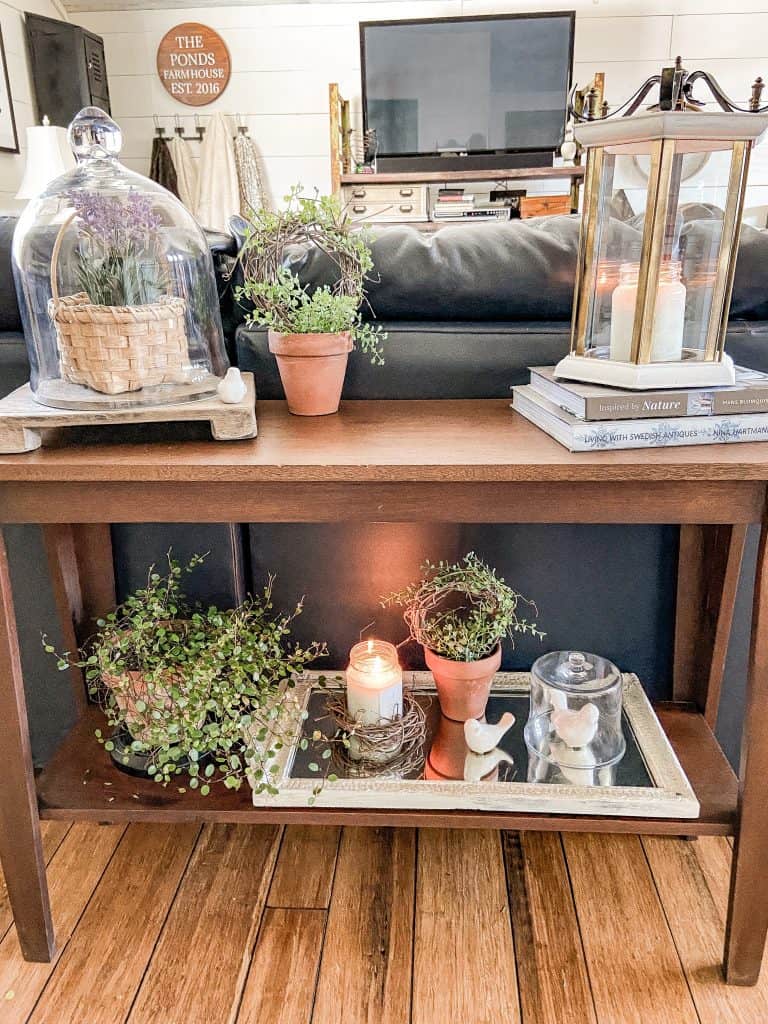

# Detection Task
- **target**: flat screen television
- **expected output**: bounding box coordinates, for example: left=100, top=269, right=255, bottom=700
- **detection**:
left=360, top=12, right=575, bottom=172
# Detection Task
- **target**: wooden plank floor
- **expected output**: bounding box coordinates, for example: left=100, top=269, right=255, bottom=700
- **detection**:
left=1, top=824, right=766, bottom=1024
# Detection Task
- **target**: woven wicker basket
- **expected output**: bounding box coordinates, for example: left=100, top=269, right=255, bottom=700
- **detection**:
left=47, top=214, right=191, bottom=396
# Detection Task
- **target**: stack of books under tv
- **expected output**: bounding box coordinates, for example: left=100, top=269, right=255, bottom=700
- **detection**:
left=513, top=365, right=768, bottom=451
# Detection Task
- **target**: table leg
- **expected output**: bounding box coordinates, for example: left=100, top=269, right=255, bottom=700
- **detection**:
left=724, top=514, right=768, bottom=985
left=674, top=524, right=746, bottom=725
left=0, top=528, right=54, bottom=962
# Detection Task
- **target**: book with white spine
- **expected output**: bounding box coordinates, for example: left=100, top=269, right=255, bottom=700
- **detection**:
left=512, top=385, right=768, bottom=452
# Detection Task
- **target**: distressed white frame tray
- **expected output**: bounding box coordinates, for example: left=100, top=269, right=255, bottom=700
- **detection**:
left=250, top=671, right=700, bottom=818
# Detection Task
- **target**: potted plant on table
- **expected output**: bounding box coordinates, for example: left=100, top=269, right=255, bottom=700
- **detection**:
left=382, top=552, right=545, bottom=721
left=235, top=185, right=385, bottom=416
left=45, top=554, right=328, bottom=797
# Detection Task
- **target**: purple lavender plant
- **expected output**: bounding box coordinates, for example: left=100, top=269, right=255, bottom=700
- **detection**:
left=66, top=189, right=167, bottom=306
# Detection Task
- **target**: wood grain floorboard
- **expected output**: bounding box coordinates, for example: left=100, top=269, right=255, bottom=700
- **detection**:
left=26, top=822, right=200, bottom=1024
left=503, top=831, right=597, bottom=1024
left=564, top=834, right=699, bottom=1024
left=413, top=829, right=520, bottom=1024
left=312, top=827, right=415, bottom=1024
left=237, top=908, right=325, bottom=1024
left=0, top=823, right=124, bottom=1024
left=1, top=826, right=765, bottom=1024
left=644, top=836, right=768, bottom=1022
left=0, top=823, right=70, bottom=942
left=127, top=824, right=282, bottom=1024
left=268, top=826, right=341, bottom=910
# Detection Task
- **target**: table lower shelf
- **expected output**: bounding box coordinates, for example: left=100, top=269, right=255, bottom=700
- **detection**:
left=35, top=703, right=737, bottom=835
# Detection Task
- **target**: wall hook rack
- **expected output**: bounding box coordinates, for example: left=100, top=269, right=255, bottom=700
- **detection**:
left=153, top=115, right=206, bottom=142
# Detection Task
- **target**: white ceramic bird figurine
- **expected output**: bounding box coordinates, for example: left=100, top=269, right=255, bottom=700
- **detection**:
left=463, top=747, right=514, bottom=783
left=217, top=367, right=247, bottom=404
left=551, top=702, right=599, bottom=748
left=463, top=711, right=515, bottom=754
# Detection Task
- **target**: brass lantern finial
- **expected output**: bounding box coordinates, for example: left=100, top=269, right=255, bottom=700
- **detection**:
left=751, top=77, right=765, bottom=112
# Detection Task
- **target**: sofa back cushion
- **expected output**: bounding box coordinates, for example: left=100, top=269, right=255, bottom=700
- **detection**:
left=230, top=211, right=768, bottom=325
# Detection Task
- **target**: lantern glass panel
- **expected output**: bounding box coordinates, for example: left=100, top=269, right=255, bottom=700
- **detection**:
left=582, top=138, right=741, bottom=365
left=581, top=149, right=647, bottom=359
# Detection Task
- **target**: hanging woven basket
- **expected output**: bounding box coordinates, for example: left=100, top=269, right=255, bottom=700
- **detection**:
left=47, top=213, right=191, bottom=396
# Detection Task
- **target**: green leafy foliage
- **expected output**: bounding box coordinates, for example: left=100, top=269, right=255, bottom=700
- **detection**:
left=44, top=553, right=328, bottom=796
left=382, top=552, right=546, bottom=663
left=234, top=185, right=386, bottom=364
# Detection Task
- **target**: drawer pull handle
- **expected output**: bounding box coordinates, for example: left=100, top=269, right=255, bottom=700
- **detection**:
left=399, top=188, right=414, bottom=197
left=352, top=204, right=367, bottom=214
left=399, top=204, right=414, bottom=213
left=352, top=188, right=367, bottom=198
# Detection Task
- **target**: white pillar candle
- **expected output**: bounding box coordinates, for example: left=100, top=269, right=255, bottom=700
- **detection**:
left=346, top=639, right=403, bottom=726
left=610, top=261, right=686, bottom=363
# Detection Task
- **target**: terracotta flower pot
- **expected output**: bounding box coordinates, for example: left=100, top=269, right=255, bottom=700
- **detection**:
left=423, top=644, right=502, bottom=722
left=268, top=330, right=353, bottom=416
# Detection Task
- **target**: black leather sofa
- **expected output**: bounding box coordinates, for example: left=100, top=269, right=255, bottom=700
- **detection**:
left=3, top=212, right=763, bottom=768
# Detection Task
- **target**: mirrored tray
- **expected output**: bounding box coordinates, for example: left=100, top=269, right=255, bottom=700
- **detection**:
left=249, top=672, right=699, bottom=818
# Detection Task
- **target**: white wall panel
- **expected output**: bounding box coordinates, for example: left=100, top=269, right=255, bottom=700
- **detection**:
left=61, top=1, right=768, bottom=212
left=0, top=0, right=66, bottom=204
left=574, top=16, right=672, bottom=63
left=672, top=14, right=768, bottom=61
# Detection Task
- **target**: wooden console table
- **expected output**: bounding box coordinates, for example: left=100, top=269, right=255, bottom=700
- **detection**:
left=0, top=399, right=766, bottom=985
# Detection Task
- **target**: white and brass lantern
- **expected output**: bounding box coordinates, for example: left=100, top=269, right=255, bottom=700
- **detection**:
left=556, top=61, right=768, bottom=390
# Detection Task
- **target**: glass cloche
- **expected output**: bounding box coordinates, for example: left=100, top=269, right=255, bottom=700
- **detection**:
left=525, top=650, right=626, bottom=786
left=12, top=107, right=228, bottom=409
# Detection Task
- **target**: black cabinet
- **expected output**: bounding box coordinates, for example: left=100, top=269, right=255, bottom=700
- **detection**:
left=25, top=13, right=110, bottom=128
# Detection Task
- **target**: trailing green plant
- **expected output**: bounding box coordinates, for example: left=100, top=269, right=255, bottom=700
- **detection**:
left=381, top=552, right=545, bottom=663
left=234, top=184, right=386, bottom=364
left=44, top=553, right=329, bottom=797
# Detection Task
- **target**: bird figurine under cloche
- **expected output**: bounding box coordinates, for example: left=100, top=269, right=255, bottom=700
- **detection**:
left=12, top=107, right=229, bottom=411
left=551, top=703, right=600, bottom=749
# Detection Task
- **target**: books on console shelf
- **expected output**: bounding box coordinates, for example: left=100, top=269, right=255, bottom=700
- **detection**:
left=512, top=385, right=768, bottom=452
left=529, top=364, right=768, bottom=421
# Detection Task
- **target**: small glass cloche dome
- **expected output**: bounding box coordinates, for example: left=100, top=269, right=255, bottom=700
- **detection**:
left=525, top=650, right=626, bottom=786
left=12, top=107, right=228, bottom=409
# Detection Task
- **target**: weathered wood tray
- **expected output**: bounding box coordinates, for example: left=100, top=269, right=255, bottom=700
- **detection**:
left=0, top=373, right=257, bottom=453
left=250, top=672, right=700, bottom=818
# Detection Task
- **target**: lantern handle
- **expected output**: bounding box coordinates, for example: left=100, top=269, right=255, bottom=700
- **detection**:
left=684, top=70, right=768, bottom=114
left=569, top=75, right=661, bottom=122
left=569, top=63, right=768, bottom=122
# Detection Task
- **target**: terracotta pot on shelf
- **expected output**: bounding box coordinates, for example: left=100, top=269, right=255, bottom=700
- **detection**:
left=268, top=330, right=353, bottom=416
left=423, top=644, right=502, bottom=722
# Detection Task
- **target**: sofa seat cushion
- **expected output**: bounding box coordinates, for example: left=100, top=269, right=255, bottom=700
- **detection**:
left=0, top=332, right=30, bottom=398
left=238, top=320, right=569, bottom=399
left=237, top=319, right=768, bottom=401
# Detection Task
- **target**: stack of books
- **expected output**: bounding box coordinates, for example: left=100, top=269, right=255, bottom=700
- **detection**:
left=432, top=189, right=475, bottom=219
left=513, top=365, right=768, bottom=451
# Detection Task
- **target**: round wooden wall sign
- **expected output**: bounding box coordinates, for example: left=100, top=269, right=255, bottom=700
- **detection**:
left=156, top=23, right=231, bottom=106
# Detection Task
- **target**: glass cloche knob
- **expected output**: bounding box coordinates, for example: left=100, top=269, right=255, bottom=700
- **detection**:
left=68, top=106, right=122, bottom=162
left=567, top=652, right=589, bottom=674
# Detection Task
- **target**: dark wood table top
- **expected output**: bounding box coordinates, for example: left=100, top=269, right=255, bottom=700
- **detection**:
left=0, top=401, right=767, bottom=485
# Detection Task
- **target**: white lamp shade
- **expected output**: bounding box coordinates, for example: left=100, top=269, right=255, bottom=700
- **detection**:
left=16, top=123, right=76, bottom=200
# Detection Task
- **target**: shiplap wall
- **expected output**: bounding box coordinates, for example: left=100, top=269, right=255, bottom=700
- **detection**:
left=0, top=0, right=67, bottom=211
left=68, top=0, right=768, bottom=215
left=6, top=0, right=768, bottom=215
